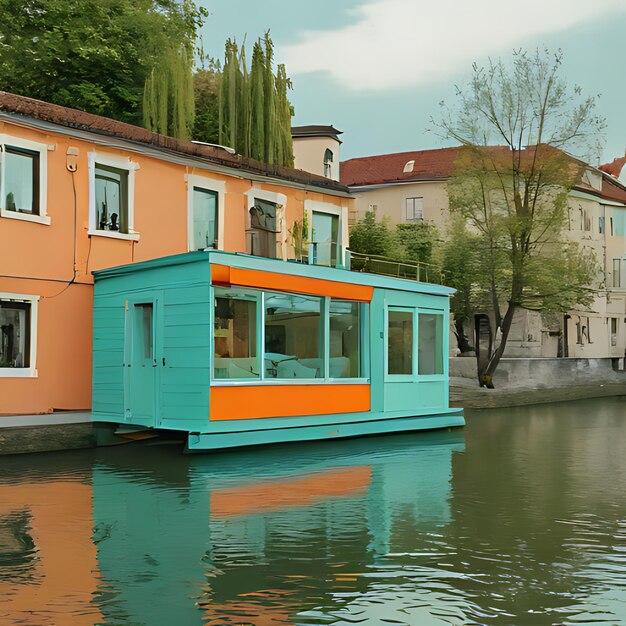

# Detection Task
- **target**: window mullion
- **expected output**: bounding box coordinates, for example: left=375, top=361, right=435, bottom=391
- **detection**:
left=413, top=309, right=419, bottom=379
left=259, top=291, right=265, bottom=380
left=0, top=143, right=4, bottom=211
left=323, top=297, right=330, bottom=379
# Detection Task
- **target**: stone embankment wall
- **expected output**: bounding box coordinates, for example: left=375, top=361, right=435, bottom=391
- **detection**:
left=450, top=357, right=626, bottom=409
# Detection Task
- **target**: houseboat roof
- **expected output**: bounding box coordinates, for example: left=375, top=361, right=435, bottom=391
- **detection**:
left=93, top=250, right=455, bottom=297
left=0, top=91, right=352, bottom=197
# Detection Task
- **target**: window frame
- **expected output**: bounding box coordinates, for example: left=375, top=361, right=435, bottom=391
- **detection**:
left=384, top=305, right=446, bottom=383
left=323, top=148, right=334, bottom=178
left=613, top=258, right=622, bottom=289
left=304, top=199, right=348, bottom=269
left=0, top=135, right=49, bottom=225
left=245, top=188, right=287, bottom=260
left=210, top=285, right=369, bottom=385
left=187, top=174, right=225, bottom=252
left=0, top=292, right=39, bottom=378
left=405, top=197, right=424, bottom=222
left=88, top=152, right=138, bottom=241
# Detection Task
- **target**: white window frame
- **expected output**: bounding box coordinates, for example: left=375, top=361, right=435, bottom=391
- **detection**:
left=88, top=152, right=139, bottom=241
left=245, top=187, right=288, bottom=261
left=0, top=134, right=50, bottom=225
left=405, top=197, right=424, bottom=222
left=186, top=174, right=225, bottom=251
left=0, top=292, right=39, bottom=378
left=304, top=199, right=348, bottom=267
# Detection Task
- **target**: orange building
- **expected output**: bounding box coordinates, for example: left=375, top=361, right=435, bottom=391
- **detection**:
left=0, top=91, right=353, bottom=421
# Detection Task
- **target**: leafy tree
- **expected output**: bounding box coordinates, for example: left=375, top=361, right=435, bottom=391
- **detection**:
left=348, top=211, right=443, bottom=282
left=396, top=222, right=439, bottom=266
left=0, top=0, right=206, bottom=131
left=215, top=33, right=294, bottom=166
left=143, top=45, right=195, bottom=139
left=438, top=49, right=604, bottom=386
left=442, top=216, right=481, bottom=353
left=193, top=59, right=221, bottom=145
left=348, top=211, right=401, bottom=257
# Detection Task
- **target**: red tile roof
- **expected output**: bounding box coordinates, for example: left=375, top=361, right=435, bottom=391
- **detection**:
left=0, top=91, right=350, bottom=194
left=341, top=145, right=626, bottom=205
left=599, top=175, right=626, bottom=203
left=599, top=155, right=626, bottom=178
left=340, top=147, right=463, bottom=186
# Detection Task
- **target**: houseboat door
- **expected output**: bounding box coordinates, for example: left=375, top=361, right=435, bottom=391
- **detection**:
left=124, top=295, right=162, bottom=427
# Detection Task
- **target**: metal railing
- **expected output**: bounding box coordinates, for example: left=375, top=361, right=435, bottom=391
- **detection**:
left=346, top=250, right=447, bottom=284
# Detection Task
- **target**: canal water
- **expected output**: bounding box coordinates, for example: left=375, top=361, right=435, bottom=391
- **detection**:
left=1, top=398, right=626, bottom=625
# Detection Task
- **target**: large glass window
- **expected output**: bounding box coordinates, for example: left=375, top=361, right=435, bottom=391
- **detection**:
left=311, top=211, right=339, bottom=267
left=192, top=187, right=218, bottom=250
left=95, top=164, right=128, bottom=233
left=213, top=292, right=259, bottom=379
left=329, top=299, right=360, bottom=378
left=264, top=293, right=322, bottom=378
left=0, top=300, right=31, bottom=368
left=418, top=313, right=444, bottom=375
left=4, top=146, right=39, bottom=215
left=387, top=309, right=413, bottom=375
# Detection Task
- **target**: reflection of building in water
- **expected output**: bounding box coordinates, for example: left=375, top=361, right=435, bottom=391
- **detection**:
left=92, top=431, right=464, bottom=624
left=0, top=481, right=101, bottom=626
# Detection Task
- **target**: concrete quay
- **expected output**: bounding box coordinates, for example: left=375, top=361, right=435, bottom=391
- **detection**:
left=450, top=356, right=626, bottom=409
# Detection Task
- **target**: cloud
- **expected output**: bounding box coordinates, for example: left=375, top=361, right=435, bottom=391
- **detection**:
left=282, top=0, right=626, bottom=90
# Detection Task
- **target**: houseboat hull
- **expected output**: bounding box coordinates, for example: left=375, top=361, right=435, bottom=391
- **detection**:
left=185, top=410, right=465, bottom=452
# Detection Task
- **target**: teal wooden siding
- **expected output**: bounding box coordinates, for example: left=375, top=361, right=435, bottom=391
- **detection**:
left=92, top=258, right=212, bottom=429
left=160, top=284, right=210, bottom=429
left=92, top=299, right=125, bottom=418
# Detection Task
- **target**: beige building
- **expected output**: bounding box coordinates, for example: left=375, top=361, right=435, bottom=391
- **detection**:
left=340, top=147, right=626, bottom=360
left=292, top=125, right=342, bottom=181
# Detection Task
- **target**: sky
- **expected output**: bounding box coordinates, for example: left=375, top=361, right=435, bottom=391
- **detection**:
left=197, top=0, right=626, bottom=164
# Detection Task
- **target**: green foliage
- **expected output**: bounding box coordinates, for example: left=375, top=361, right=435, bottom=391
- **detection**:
left=193, top=60, right=221, bottom=145
left=143, top=45, right=195, bottom=139
left=349, top=211, right=441, bottom=263
left=348, top=211, right=401, bottom=257
left=438, top=48, right=604, bottom=378
left=0, top=0, right=206, bottom=129
left=442, top=216, right=481, bottom=328
left=213, top=33, right=294, bottom=166
left=396, top=222, right=438, bottom=265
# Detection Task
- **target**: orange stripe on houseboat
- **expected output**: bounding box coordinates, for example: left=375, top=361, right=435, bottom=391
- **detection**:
left=211, top=263, right=231, bottom=285
left=210, top=466, right=372, bottom=518
left=210, top=264, right=374, bottom=302
left=210, top=384, right=370, bottom=421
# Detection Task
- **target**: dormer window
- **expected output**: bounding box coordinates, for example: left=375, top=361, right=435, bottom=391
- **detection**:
left=403, top=160, right=415, bottom=173
left=324, top=149, right=334, bottom=178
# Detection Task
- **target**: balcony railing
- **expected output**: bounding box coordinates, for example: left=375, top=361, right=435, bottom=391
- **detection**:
left=346, top=250, right=447, bottom=285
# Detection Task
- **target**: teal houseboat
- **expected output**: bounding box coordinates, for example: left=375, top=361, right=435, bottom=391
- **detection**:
left=92, top=251, right=464, bottom=451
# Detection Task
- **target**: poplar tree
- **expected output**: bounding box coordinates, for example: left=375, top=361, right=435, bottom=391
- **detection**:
left=249, top=42, right=266, bottom=162
left=205, top=33, right=294, bottom=166
left=143, top=45, right=195, bottom=139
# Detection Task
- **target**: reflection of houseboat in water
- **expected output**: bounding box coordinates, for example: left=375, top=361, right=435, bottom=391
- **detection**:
left=92, top=250, right=464, bottom=451
left=91, top=430, right=465, bottom=625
